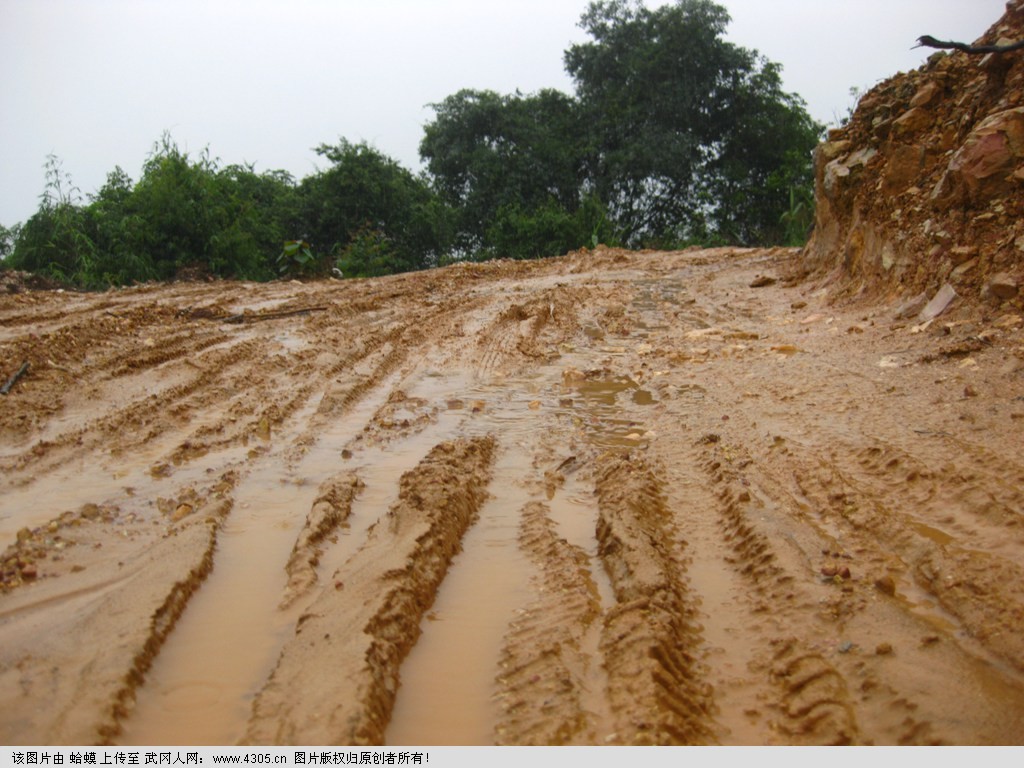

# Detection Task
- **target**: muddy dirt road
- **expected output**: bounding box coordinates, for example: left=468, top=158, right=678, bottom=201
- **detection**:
left=2, top=246, right=1024, bottom=745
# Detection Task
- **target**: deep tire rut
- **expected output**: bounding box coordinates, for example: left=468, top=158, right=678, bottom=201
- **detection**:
left=3, top=246, right=1024, bottom=745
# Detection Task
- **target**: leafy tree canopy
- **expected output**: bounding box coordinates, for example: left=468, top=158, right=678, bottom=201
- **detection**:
left=420, top=88, right=586, bottom=254
left=564, top=0, right=823, bottom=246
left=5, top=0, right=823, bottom=287
left=300, top=139, right=450, bottom=277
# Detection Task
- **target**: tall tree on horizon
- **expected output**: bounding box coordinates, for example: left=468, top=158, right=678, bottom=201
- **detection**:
left=565, top=0, right=822, bottom=246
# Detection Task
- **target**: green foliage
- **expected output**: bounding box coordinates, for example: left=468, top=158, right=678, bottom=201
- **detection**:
left=0, top=222, right=20, bottom=262
left=421, top=89, right=587, bottom=254
left=125, top=134, right=282, bottom=279
left=564, top=0, right=823, bottom=246
left=334, top=226, right=403, bottom=278
left=418, top=0, right=822, bottom=255
left=7, top=0, right=825, bottom=286
left=9, top=155, right=99, bottom=285
left=779, top=186, right=815, bottom=247
left=301, top=139, right=449, bottom=276
left=10, top=137, right=301, bottom=286
left=484, top=194, right=619, bottom=259
left=276, top=239, right=318, bottom=277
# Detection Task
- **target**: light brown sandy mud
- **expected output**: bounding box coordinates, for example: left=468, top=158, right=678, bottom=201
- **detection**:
left=2, top=246, right=1023, bottom=745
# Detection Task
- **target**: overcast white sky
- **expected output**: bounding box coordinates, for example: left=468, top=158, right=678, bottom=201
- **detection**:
left=0, top=0, right=1008, bottom=226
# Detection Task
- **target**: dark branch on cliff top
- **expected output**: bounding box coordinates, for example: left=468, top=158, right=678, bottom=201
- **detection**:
left=915, top=35, right=1024, bottom=55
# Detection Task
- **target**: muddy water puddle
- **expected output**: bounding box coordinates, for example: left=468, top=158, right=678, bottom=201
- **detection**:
left=385, top=445, right=534, bottom=746
left=114, top=349, right=682, bottom=745
left=545, top=472, right=616, bottom=733
left=0, top=444, right=250, bottom=543
left=118, top=467, right=313, bottom=746
left=117, top=375, right=414, bottom=744
left=556, top=376, right=654, bottom=449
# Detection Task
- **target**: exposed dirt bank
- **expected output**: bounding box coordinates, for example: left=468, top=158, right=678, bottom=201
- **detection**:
left=2, top=244, right=1023, bottom=745
left=805, top=0, right=1024, bottom=308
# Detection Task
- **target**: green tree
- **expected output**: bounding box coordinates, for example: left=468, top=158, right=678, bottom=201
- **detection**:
left=9, top=155, right=98, bottom=284
left=119, top=135, right=297, bottom=280
left=421, top=88, right=587, bottom=255
left=207, top=163, right=300, bottom=280
left=84, top=166, right=157, bottom=284
left=299, top=139, right=448, bottom=277
left=0, top=222, right=20, bottom=262
left=124, top=134, right=223, bottom=279
left=565, top=0, right=822, bottom=246
left=485, top=194, right=619, bottom=260
left=12, top=137, right=304, bottom=286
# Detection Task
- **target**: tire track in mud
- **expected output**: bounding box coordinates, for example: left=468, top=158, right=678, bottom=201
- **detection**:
left=699, top=450, right=862, bottom=745
left=4, top=246, right=1024, bottom=746
left=472, top=283, right=593, bottom=380
left=279, top=472, right=364, bottom=609
left=593, top=453, right=714, bottom=745
left=795, top=440, right=1024, bottom=673
left=4, top=293, right=464, bottom=484
left=116, top=288, right=486, bottom=744
left=688, top=386, right=1024, bottom=744
left=696, top=337, right=1024, bottom=678
left=0, top=471, right=237, bottom=745
left=493, top=501, right=603, bottom=745
left=622, top=263, right=954, bottom=744
left=245, top=436, right=497, bottom=745
left=728, top=434, right=1024, bottom=742
left=1, top=281, right=473, bottom=744
left=2, top=337, right=263, bottom=480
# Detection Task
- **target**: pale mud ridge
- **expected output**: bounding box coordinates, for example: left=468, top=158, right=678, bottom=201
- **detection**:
left=1, top=246, right=1024, bottom=745
left=246, top=436, right=496, bottom=745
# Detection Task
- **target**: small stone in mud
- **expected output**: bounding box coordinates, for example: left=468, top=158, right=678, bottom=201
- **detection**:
left=562, top=367, right=586, bottom=385
left=446, top=399, right=464, bottom=410
left=921, top=635, right=941, bottom=646
left=963, top=384, right=977, bottom=398
left=256, top=416, right=272, bottom=441
left=80, top=503, right=102, bottom=519
left=341, top=449, right=353, bottom=460
left=876, top=642, right=894, bottom=655
left=20, top=564, right=37, bottom=579
left=150, top=463, right=173, bottom=478
left=172, top=503, right=194, bottom=522
left=528, top=400, right=541, bottom=410
left=750, top=275, right=776, bottom=288
left=700, top=433, right=720, bottom=444
left=791, top=301, right=808, bottom=310
left=559, top=398, right=574, bottom=408
left=874, top=575, right=897, bottom=596
left=471, top=400, right=486, bottom=413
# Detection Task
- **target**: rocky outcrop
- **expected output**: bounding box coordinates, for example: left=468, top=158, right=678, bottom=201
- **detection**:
left=803, top=1, right=1024, bottom=310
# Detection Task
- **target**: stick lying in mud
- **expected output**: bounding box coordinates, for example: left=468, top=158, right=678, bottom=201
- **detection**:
left=1, top=360, right=29, bottom=395
left=221, top=306, right=328, bottom=324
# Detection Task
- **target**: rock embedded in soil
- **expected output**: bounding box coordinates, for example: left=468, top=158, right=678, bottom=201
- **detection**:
left=988, top=272, right=1019, bottom=300
left=874, top=576, right=897, bottom=597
